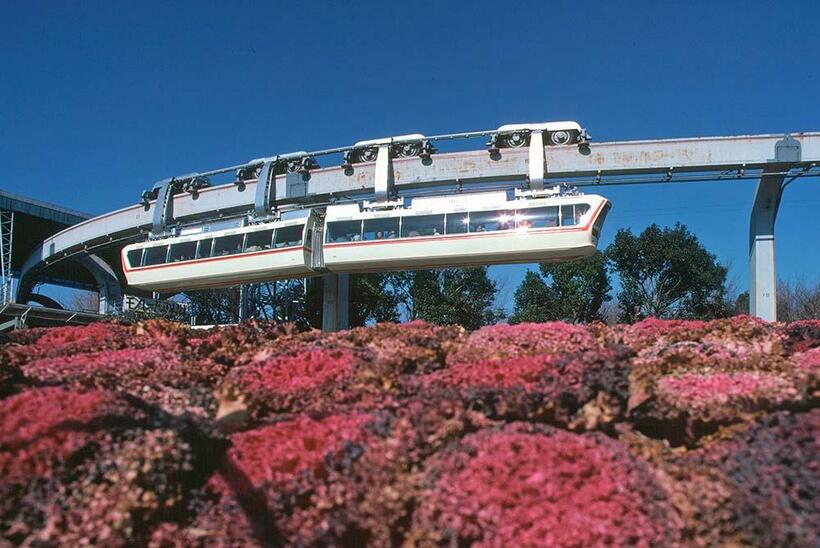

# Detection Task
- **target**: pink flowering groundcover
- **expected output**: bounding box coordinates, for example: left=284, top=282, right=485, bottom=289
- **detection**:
left=0, top=317, right=817, bottom=546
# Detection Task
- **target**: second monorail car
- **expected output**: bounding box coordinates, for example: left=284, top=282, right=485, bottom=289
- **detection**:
left=322, top=191, right=609, bottom=273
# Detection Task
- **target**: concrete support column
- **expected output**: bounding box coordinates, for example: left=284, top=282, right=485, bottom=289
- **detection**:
left=749, top=169, right=784, bottom=322
left=322, top=273, right=349, bottom=332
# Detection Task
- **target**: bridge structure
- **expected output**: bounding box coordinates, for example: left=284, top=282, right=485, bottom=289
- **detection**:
left=0, top=191, right=105, bottom=329
left=13, top=127, right=820, bottom=330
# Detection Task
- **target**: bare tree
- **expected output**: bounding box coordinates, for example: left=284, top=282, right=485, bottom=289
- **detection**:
left=777, top=278, right=820, bottom=321
left=70, top=290, right=100, bottom=312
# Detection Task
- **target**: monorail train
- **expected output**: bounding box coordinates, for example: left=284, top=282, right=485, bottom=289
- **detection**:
left=122, top=191, right=610, bottom=292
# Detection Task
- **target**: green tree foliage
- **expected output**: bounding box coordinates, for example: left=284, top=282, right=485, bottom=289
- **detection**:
left=349, top=273, right=401, bottom=326
left=509, top=271, right=553, bottom=324
left=509, top=252, right=611, bottom=324
left=304, top=273, right=400, bottom=328
left=390, top=267, right=502, bottom=330
left=606, top=223, right=729, bottom=322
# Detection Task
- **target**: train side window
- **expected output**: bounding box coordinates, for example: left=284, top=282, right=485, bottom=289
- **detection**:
left=445, top=212, right=468, bottom=234
left=575, top=204, right=591, bottom=223
left=304, top=225, right=312, bottom=248
left=127, top=249, right=143, bottom=268
left=518, top=206, right=559, bottom=229
left=275, top=225, right=303, bottom=248
left=327, top=220, right=362, bottom=243
left=561, top=205, right=578, bottom=226
left=469, top=210, right=514, bottom=232
left=196, top=238, right=214, bottom=259
left=401, top=214, right=445, bottom=238
left=169, top=241, right=197, bottom=262
left=213, top=234, right=244, bottom=256
left=245, top=229, right=274, bottom=252
left=144, top=245, right=169, bottom=266
left=363, top=217, right=399, bottom=240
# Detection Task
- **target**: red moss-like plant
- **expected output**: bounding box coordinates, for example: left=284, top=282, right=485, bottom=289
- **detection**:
left=412, top=424, right=675, bottom=547
left=40, top=429, right=196, bottom=546
left=791, top=347, right=820, bottom=391
left=4, top=323, right=139, bottom=367
left=334, top=320, right=466, bottom=375
left=627, top=317, right=792, bottom=427
left=699, top=409, right=820, bottom=547
left=213, top=414, right=372, bottom=496
left=415, top=349, right=631, bottom=429
left=610, top=315, right=777, bottom=351
left=656, top=372, right=800, bottom=420
left=0, top=387, right=142, bottom=484
left=219, top=348, right=363, bottom=417
left=778, top=319, right=820, bottom=353
left=450, top=322, right=599, bottom=364
left=22, top=347, right=179, bottom=387
left=1, top=316, right=818, bottom=545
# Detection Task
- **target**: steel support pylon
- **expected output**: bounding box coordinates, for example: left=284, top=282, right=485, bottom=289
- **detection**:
left=748, top=136, right=800, bottom=322
left=749, top=169, right=784, bottom=321
left=322, top=273, right=349, bottom=332
left=0, top=210, right=14, bottom=305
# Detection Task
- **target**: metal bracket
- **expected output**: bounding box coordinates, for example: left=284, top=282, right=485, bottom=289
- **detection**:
left=250, top=151, right=315, bottom=220
left=254, top=159, right=277, bottom=218
left=144, top=173, right=205, bottom=237
left=373, top=143, right=394, bottom=202
left=774, top=134, right=801, bottom=163
left=527, top=130, right=546, bottom=192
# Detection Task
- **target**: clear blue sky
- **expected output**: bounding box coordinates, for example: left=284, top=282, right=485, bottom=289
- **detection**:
left=2, top=1, right=818, bottom=309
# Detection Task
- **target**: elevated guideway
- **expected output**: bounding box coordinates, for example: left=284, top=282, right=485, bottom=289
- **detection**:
left=16, top=129, right=820, bottom=325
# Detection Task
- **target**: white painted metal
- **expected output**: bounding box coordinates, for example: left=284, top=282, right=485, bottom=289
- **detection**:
left=323, top=193, right=609, bottom=273
left=20, top=132, right=820, bottom=288
left=749, top=169, right=785, bottom=321
left=354, top=134, right=426, bottom=147
left=16, top=128, right=820, bottom=326
left=121, top=218, right=315, bottom=292
left=497, top=121, right=583, bottom=133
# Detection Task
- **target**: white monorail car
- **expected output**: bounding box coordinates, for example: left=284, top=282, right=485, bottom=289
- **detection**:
left=121, top=192, right=610, bottom=291
left=122, top=216, right=316, bottom=291
left=322, top=192, right=610, bottom=273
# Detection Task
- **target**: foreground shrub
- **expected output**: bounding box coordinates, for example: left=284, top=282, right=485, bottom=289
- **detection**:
left=0, top=317, right=817, bottom=545
left=411, top=423, right=676, bottom=547
left=449, top=322, right=599, bottom=364
left=416, top=348, right=631, bottom=430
